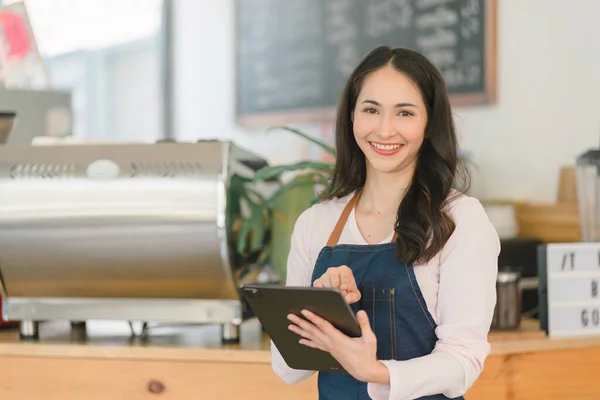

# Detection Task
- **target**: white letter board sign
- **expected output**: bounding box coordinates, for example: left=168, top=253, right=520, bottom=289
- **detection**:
left=539, top=242, right=600, bottom=338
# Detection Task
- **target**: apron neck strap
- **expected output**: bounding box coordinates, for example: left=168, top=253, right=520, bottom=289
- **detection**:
left=325, top=189, right=399, bottom=246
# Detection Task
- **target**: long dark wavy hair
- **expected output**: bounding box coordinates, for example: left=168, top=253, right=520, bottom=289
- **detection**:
left=321, top=46, right=470, bottom=265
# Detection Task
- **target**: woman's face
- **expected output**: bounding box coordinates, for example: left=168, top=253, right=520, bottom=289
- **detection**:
left=352, top=64, right=428, bottom=176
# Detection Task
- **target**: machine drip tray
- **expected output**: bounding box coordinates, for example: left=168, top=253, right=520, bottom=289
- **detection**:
left=5, top=297, right=244, bottom=344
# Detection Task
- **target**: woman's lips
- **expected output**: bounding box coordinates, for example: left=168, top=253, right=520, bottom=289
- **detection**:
left=369, top=141, right=404, bottom=156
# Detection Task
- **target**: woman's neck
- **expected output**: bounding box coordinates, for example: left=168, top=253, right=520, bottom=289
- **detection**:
left=357, top=163, right=415, bottom=216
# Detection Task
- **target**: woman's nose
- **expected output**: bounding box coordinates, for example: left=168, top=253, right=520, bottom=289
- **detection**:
left=378, top=116, right=396, bottom=139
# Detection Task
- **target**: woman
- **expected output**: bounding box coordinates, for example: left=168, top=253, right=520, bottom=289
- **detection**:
left=271, top=46, right=500, bottom=400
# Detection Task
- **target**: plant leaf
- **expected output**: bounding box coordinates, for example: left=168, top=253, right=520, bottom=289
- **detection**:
left=256, top=240, right=270, bottom=266
left=253, top=161, right=333, bottom=181
left=248, top=202, right=267, bottom=253
left=267, top=125, right=336, bottom=156
left=244, top=187, right=265, bottom=204
left=236, top=222, right=250, bottom=254
left=237, top=203, right=268, bottom=255
left=236, top=191, right=252, bottom=254
left=236, top=188, right=263, bottom=254
left=266, top=173, right=319, bottom=204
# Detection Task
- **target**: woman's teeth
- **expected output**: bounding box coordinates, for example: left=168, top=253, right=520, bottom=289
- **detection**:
left=370, top=142, right=402, bottom=150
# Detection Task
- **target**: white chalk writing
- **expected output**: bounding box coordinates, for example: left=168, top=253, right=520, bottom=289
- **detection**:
left=364, top=0, right=414, bottom=37
left=416, top=28, right=458, bottom=48
left=325, top=0, right=360, bottom=77
left=415, top=0, right=458, bottom=10
left=415, top=6, right=459, bottom=30
left=460, top=0, right=480, bottom=38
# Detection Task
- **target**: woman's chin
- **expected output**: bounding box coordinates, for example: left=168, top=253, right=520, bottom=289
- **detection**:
left=366, top=158, right=408, bottom=175
left=365, top=149, right=421, bottom=175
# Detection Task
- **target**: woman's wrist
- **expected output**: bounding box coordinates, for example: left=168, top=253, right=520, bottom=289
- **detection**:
left=368, top=361, right=391, bottom=385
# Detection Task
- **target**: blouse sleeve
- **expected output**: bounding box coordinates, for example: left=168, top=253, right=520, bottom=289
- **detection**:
left=270, top=206, right=317, bottom=384
left=367, top=197, right=500, bottom=400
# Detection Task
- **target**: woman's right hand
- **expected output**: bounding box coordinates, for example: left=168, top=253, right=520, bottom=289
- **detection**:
left=313, top=265, right=361, bottom=304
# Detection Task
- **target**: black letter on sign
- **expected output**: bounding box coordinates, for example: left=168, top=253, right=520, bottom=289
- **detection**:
left=561, top=252, right=575, bottom=270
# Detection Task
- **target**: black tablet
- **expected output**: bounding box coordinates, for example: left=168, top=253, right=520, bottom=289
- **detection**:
left=241, top=284, right=362, bottom=372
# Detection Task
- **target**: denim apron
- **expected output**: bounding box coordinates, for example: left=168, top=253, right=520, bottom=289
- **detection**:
left=310, top=192, right=463, bottom=400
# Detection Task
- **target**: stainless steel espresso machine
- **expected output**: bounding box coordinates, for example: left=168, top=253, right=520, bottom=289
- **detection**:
left=0, top=140, right=276, bottom=343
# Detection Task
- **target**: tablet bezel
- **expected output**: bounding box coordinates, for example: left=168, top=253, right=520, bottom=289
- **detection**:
left=241, top=283, right=362, bottom=372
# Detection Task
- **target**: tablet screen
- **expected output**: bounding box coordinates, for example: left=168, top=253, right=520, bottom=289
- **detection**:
left=242, top=284, right=361, bottom=371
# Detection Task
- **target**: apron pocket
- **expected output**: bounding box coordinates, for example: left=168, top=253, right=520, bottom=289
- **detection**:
left=359, top=286, right=397, bottom=360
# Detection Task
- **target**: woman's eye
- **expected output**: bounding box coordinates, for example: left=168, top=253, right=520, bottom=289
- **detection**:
left=398, top=110, right=413, bottom=117
left=363, top=107, right=378, bottom=114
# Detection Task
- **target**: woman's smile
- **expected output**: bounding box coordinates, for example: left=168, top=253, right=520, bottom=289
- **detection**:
left=368, top=141, right=405, bottom=156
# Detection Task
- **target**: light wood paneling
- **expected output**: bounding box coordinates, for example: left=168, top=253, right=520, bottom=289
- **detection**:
left=0, top=357, right=318, bottom=400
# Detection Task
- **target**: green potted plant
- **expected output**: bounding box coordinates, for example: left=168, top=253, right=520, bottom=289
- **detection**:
left=235, top=126, right=335, bottom=280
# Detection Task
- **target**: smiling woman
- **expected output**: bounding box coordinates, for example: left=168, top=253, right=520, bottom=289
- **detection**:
left=270, top=46, right=500, bottom=400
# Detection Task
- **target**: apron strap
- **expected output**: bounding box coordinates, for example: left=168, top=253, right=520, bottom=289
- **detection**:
left=326, top=189, right=399, bottom=246
left=326, top=191, right=361, bottom=247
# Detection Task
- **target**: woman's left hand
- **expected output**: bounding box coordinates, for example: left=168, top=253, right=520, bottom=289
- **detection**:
left=287, top=309, right=389, bottom=384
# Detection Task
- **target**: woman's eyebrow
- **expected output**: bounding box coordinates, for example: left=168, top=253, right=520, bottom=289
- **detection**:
left=360, top=99, right=418, bottom=107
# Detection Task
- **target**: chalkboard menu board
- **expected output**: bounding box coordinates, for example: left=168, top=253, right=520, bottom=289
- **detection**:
left=235, top=0, right=497, bottom=126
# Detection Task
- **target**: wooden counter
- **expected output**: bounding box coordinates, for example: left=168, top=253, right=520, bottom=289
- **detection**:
left=0, top=318, right=599, bottom=399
